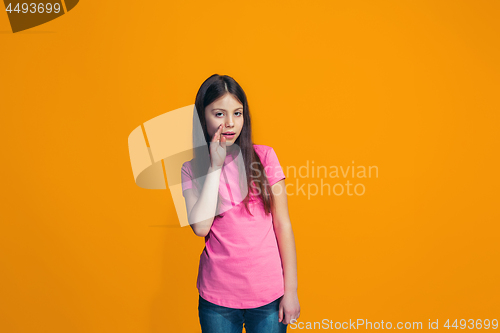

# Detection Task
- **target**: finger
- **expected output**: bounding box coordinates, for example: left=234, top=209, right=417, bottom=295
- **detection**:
left=278, top=305, right=283, bottom=323
left=215, top=124, right=222, bottom=142
left=216, top=124, right=224, bottom=143
left=220, top=134, right=226, bottom=149
left=212, top=124, right=222, bottom=142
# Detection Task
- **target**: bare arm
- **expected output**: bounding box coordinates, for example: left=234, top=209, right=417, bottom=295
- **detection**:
left=271, top=178, right=300, bottom=325
left=184, top=165, right=222, bottom=237
left=184, top=124, right=227, bottom=237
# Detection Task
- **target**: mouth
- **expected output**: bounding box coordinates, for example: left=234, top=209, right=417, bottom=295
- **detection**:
left=221, top=132, right=236, bottom=139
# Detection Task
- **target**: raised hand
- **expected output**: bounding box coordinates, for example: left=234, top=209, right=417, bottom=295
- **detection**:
left=209, top=124, right=227, bottom=169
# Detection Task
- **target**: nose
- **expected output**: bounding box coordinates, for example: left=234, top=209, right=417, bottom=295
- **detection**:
left=225, top=114, right=234, bottom=128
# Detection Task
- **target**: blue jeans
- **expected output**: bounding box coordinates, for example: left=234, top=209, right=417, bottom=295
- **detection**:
left=198, top=295, right=288, bottom=333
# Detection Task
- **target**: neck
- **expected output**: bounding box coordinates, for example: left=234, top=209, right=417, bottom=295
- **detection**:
left=226, top=144, right=236, bottom=152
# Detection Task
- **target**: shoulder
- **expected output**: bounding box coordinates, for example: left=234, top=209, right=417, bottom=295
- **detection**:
left=181, top=159, right=194, bottom=173
left=253, top=144, right=274, bottom=158
left=253, top=144, right=282, bottom=168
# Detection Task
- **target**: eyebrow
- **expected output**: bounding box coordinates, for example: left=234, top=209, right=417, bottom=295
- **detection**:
left=211, top=107, right=243, bottom=112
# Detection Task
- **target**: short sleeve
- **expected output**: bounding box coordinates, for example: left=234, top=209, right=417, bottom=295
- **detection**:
left=181, top=162, right=194, bottom=197
left=264, top=147, right=286, bottom=186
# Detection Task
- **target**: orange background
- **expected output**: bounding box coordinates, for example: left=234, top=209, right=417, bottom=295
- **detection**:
left=1, top=1, right=499, bottom=332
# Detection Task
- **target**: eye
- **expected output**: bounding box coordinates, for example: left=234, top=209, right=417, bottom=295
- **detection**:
left=235, top=111, right=243, bottom=116
left=215, top=112, right=224, bottom=117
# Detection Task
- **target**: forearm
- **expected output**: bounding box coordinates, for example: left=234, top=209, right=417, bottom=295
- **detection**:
left=189, top=166, right=222, bottom=237
left=274, top=223, right=298, bottom=293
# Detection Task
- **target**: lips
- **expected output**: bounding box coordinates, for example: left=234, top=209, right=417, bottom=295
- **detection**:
left=222, top=132, right=235, bottom=135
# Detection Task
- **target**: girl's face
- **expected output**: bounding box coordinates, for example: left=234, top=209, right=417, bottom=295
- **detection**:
left=205, top=93, right=244, bottom=146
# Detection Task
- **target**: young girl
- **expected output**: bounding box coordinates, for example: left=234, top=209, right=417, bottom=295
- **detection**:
left=181, top=74, right=300, bottom=333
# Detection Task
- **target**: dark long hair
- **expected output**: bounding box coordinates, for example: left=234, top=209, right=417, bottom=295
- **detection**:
left=191, top=74, right=275, bottom=216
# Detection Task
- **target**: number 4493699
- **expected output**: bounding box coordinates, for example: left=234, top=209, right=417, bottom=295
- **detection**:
left=6, top=3, right=62, bottom=14
left=444, top=319, right=498, bottom=329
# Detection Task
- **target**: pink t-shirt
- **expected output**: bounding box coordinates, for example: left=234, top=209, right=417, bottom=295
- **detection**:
left=181, top=144, right=286, bottom=308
